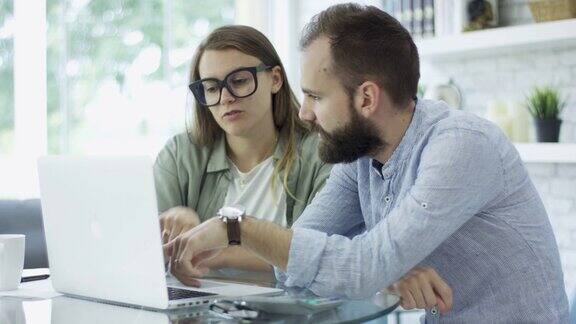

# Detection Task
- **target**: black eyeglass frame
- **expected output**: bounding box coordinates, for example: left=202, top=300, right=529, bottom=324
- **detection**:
left=189, top=63, right=272, bottom=107
left=209, top=299, right=260, bottom=320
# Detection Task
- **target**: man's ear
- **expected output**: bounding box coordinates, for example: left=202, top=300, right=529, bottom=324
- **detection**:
left=354, top=81, right=380, bottom=118
left=270, top=66, right=283, bottom=94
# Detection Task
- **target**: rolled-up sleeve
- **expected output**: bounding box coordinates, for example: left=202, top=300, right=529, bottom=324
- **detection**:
left=274, top=163, right=364, bottom=284
left=278, top=129, right=504, bottom=298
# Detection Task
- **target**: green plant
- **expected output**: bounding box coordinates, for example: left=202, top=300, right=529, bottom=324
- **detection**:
left=525, top=86, right=567, bottom=120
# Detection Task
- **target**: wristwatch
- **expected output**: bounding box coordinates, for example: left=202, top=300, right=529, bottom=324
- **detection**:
left=217, top=206, right=245, bottom=245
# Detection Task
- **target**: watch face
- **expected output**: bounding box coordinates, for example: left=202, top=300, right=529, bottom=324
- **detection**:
left=218, top=206, right=245, bottom=218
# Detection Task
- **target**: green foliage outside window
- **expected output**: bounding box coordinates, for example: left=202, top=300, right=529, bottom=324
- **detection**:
left=0, top=0, right=14, bottom=154
left=46, top=0, right=234, bottom=153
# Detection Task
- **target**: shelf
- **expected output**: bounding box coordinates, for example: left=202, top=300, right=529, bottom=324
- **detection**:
left=416, top=19, right=576, bottom=60
left=514, top=143, right=576, bottom=163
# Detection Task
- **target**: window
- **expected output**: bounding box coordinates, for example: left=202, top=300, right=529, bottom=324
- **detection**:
left=0, top=0, right=14, bottom=154
left=1, top=0, right=286, bottom=198
left=46, top=0, right=235, bottom=155
left=0, top=0, right=235, bottom=198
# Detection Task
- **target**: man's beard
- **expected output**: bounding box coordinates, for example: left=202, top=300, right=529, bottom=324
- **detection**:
left=311, top=103, right=385, bottom=164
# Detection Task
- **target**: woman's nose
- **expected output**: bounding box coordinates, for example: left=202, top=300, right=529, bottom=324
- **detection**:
left=220, top=87, right=236, bottom=105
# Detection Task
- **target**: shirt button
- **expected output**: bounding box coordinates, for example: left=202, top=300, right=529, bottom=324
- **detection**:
left=384, top=196, right=392, bottom=203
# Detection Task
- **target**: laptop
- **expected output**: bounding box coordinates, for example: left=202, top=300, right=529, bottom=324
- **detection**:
left=37, top=156, right=283, bottom=310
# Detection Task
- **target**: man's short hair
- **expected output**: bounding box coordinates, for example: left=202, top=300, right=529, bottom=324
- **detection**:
left=300, top=3, right=420, bottom=106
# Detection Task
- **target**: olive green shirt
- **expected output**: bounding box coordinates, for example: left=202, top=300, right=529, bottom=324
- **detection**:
left=153, top=131, right=331, bottom=226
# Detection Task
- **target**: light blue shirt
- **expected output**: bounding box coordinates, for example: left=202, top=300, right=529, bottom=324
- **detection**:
left=276, top=99, right=569, bottom=323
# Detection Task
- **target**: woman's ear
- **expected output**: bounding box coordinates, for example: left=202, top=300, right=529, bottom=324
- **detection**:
left=270, top=66, right=283, bottom=94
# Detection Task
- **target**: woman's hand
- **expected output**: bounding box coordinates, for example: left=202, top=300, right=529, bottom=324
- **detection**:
left=164, top=217, right=228, bottom=287
left=159, top=206, right=202, bottom=244
left=159, top=206, right=202, bottom=265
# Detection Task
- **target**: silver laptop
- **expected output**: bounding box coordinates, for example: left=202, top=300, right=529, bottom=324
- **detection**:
left=37, top=156, right=282, bottom=310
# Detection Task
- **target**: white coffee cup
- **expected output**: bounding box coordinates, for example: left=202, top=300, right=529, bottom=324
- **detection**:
left=0, top=298, right=25, bottom=324
left=0, top=234, right=26, bottom=291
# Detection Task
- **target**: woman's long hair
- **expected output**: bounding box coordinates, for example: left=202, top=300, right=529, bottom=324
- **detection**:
left=187, top=25, right=309, bottom=197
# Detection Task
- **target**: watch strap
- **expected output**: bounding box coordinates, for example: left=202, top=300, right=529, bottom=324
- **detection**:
left=226, top=217, right=241, bottom=245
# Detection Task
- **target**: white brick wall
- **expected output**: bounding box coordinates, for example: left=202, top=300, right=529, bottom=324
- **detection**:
left=422, top=49, right=576, bottom=138
left=530, top=162, right=576, bottom=301
left=295, top=0, right=576, bottom=309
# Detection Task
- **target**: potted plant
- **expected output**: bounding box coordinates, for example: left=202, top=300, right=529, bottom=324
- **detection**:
left=525, top=86, right=567, bottom=142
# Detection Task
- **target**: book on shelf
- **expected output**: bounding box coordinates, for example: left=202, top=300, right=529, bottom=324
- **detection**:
left=423, top=0, right=435, bottom=38
left=401, top=0, right=414, bottom=35
left=413, top=0, right=424, bottom=38
left=383, top=0, right=435, bottom=39
left=392, top=0, right=403, bottom=25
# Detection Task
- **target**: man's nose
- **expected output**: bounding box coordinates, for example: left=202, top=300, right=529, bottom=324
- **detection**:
left=299, top=102, right=315, bottom=122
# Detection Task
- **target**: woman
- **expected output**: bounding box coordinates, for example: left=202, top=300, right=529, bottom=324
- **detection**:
left=153, top=25, right=330, bottom=281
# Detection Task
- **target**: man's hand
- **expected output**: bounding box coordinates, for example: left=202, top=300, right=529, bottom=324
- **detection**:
left=387, top=267, right=453, bottom=315
left=159, top=206, right=201, bottom=245
left=163, top=217, right=228, bottom=287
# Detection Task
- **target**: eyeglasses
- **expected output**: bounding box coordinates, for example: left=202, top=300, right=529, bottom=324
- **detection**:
left=189, top=63, right=272, bottom=107
left=209, top=299, right=260, bottom=320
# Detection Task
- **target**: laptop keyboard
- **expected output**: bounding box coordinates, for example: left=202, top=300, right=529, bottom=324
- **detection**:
left=167, top=287, right=217, bottom=300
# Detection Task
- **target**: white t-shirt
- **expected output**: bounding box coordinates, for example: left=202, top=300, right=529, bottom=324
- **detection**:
left=223, top=156, right=287, bottom=227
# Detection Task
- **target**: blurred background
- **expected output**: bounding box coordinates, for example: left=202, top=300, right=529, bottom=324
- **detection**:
left=0, top=1, right=575, bottom=322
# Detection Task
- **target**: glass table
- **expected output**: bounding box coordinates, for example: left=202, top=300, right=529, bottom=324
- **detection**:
left=1, top=276, right=399, bottom=324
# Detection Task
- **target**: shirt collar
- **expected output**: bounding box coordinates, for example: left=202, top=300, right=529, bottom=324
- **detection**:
left=373, top=98, right=423, bottom=176
left=206, top=135, right=229, bottom=173
left=206, top=130, right=292, bottom=173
